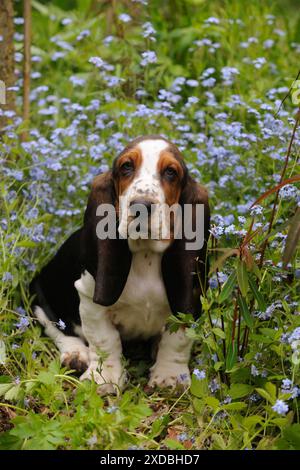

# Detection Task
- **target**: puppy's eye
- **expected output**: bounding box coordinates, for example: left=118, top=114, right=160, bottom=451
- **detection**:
left=120, top=161, right=134, bottom=175
left=164, top=167, right=178, bottom=180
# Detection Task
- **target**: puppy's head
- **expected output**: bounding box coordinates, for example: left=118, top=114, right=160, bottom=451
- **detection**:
left=112, top=136, right=187, bottom=250
left=84, top=134, right=210, bottom=309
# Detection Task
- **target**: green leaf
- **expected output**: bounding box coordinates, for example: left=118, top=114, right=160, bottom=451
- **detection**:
left=260, top=328, right=277, bottom=339
left=243, top=415, right=264, bottom=430
left=0, top=432, right=22, bottom=450
left=205, top=396, right=220, bottom=411
left=255, top=387, right=275, bottom=404
left=190, top=374, right=208, bottom=398
left=36, top=371, right=56, bottom=385
left=212, top=433, right=226, bottom=450
left=248, top=276, right=266, bottom=311
left=218, top=271, right=236, bottom=303
left=165, top=439, right=185, bottom=450
left=237, top=259, right=249, bottom=296
left=0, top=375, right=11, bottom=383
left=9, top=414, right=66, bottom=450
left=222, top=402, right=247, bottom=411
left=212, top=327, right=226, bottom=339
left=272, top=417, right=289, bottom=428
left=32, top=0, right=50, bottom=16
left=279, top=424, right=300, bottom=450
left=5, top=384, right=21, bottom=401
left=203, top=335, right=218, bottom=351
left=283, top=207, right=300, bottom=267
left=0, top=340, right=7, bottom=365
left=229, top=383, right=253, bottom=399
left=251, top=262, right=262, bottom=280
left=237, top=294, right=254, bottom=328
left=265, top=382, right=277, bottom=401
left=251, top=334, right=273, bottom=344
left=193, top=398, right=205, bottom=415
left=226, top=340, right=238, bottom=371
left=77, top=0, right=94, bottom=14
left=276, top=424, right=300, bottom=449
left=16, top=240, right=37, bottom=248
left=0, top=383, right=13, bottom=397
left=25, top=381, right=35, bottom=394
left=150, top=415, right=169, bottom=438
left=213, top=361, right=224, bottom=371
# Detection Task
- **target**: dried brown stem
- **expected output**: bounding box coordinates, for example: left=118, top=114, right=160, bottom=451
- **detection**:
left=0, top=0, right=15, bottom=130
left=213, top=236, right=227, bottom=359
left=22, top=0, right=31, bottom=141
left=258, top=107, right=300, bottom=268
left=241, top=326, right=249, bottom=357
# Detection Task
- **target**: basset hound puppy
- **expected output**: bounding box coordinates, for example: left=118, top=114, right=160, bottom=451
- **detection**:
left=31, top=135, right=210, bottom=394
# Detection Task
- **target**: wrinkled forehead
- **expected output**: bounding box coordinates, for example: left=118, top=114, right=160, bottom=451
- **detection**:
left=115, top=137, right=185, bottom=174
left=136, top=139, right=169, bottom=173
left=112, top=137, right=187, bottom=204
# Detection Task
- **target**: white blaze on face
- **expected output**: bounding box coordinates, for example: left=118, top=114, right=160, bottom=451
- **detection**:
left=118, top=139, right=169, bottom=241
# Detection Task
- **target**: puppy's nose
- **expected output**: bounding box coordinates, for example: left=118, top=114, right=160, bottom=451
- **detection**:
left=129, top=199, right=154, bottom=215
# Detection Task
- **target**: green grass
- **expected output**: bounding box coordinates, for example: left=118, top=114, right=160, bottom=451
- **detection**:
left=0, top=0, right=300, bottom=449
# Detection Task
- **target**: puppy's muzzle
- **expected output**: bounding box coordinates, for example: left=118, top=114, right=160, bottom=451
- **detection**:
left=129, top=199, right=157, bottom=218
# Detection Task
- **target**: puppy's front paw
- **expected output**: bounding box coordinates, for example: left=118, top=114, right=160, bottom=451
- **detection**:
left=61, top=345, right=90, bottom=375
left=80, top=361, right=125, bottom=395
left=148, top=362, right=191, bottom=390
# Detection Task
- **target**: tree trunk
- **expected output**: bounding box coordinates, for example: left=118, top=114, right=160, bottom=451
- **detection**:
left=0, top=0, right=15, bottom=128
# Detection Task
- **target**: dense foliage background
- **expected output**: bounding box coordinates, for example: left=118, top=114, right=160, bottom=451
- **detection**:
left=0, top=0, right=299, bottom=450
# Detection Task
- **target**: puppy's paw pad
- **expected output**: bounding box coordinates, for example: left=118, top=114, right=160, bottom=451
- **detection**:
left=61, top=350, right=89, bottom=375
left=148, top=365, right=191, bottom=390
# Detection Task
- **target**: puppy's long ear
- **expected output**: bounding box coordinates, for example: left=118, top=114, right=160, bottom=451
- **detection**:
left=162, top=175, right=210, bottom=318
left=81, top=171, right=132, bottom=306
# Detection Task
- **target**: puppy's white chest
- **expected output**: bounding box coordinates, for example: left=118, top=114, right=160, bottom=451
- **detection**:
left=109, top=251, right=171, bottom=339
